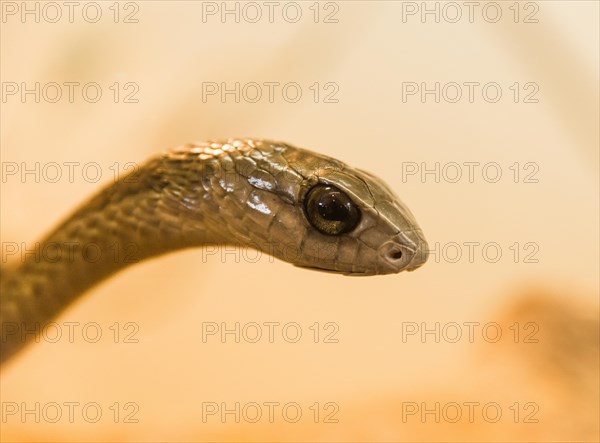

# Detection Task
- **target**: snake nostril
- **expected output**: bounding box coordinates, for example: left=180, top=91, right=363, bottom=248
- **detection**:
left=389, top=249, right=403, bottom=261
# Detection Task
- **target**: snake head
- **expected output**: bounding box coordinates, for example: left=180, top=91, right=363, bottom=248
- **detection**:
left=172, top=139, right=428, bottom=276
left=213, top=140, right=429, bottom=276
left=292, top=162, right=429, bottom=276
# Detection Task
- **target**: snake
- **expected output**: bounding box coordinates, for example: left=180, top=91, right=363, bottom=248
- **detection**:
left=0, top=138, right=428, bottom=364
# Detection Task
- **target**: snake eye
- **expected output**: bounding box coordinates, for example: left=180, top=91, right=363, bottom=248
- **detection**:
left=304, top=184, right=361, bottom=235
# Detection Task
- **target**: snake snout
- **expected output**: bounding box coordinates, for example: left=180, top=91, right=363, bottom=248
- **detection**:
left=379, top=230, right=429, bottom=273
left=405, top=241, right=429, bottom=272
left=405, top=229, right=429, bottom=272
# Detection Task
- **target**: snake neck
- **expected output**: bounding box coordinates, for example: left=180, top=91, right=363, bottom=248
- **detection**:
left=0, top=154, right=214, bottom=363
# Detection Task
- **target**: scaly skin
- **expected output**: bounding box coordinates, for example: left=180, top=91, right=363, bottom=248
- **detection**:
left=0, top=138, right=428, bottom=364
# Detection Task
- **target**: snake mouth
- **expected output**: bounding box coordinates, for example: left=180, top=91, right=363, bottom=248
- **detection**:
left=294, top=263, right=374, bottom=276
left=295, top=263, right=346, bottom=274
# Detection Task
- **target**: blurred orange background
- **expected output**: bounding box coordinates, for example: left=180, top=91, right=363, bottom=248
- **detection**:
left=1, top=1, right=598, bottom=441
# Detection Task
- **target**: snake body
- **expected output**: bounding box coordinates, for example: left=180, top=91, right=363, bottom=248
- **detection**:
left=0, top=139, right=428, bottom=364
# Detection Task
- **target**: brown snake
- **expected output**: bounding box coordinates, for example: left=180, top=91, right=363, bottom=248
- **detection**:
left=0, top=138, right=428, bottom=364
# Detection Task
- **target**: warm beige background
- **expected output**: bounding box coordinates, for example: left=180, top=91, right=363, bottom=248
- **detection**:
left=1, top=1, right=598, bottom=442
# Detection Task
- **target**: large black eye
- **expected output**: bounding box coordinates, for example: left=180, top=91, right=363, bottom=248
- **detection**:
left=304, top=184, right=361, bottom=235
